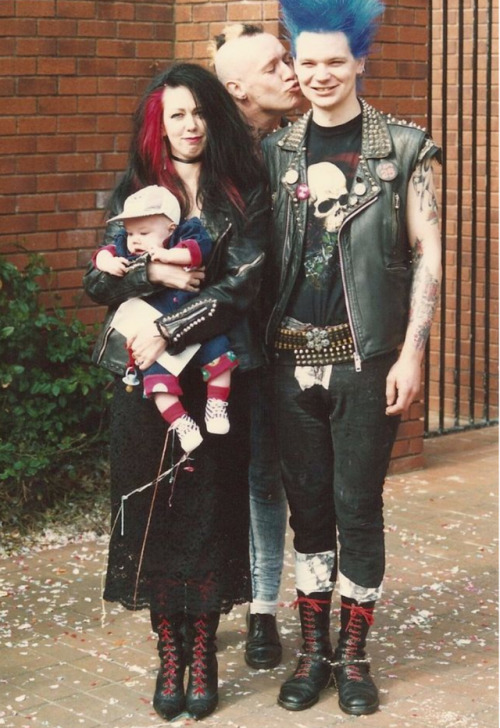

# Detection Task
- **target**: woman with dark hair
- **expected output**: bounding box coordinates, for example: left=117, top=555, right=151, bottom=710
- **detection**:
left=83, top=63, right=269, bottom=722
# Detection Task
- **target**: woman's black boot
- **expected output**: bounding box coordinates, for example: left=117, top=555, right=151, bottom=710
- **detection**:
left=152, top=612, right=186, bottom=721
left=185, top=612, right=220, bottom=720
left=333, top=598, right=379, bottom=715
left=277, top=591, right=333, bottom=711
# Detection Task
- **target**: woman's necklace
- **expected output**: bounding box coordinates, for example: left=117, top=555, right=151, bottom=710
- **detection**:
left=171, top=154, right=203, bottom=164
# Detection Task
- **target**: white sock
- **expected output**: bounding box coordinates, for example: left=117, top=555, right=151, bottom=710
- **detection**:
left=249, top=599, right=278, bottom=616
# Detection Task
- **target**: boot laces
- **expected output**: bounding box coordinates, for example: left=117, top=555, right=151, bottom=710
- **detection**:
left=292, top=598, right=331, bottom=680
left=343, top=604, right=374, bottom=683
left=191, top=616, right=209, bottom=696
left=158, top=617, right=181, bottom=695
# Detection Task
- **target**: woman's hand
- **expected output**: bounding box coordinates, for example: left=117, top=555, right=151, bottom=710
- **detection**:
left=128, top=322, right=167, bottom=370
left=148, top=261, right=205, bottom=292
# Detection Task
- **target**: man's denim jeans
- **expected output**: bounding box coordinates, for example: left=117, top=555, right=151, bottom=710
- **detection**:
left=273, top=353, right=400, bottom=592
left=248, top=367, right=287, bottom=604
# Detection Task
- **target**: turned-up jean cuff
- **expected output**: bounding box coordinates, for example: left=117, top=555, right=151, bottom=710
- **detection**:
left=295, top=549, right=336, bottom=594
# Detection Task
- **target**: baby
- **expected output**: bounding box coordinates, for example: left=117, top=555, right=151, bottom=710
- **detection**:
left=94, top=185, right=238, bottom=453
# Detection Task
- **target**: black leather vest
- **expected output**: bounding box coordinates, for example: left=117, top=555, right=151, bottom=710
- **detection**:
left=262, top=99, right=441, bottom=364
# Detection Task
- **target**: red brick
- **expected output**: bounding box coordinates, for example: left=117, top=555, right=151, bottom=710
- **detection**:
left=176, top=23, right=209, bottom=41
left=77, top=20, right=116, bottom=37
left=0, top=176, right=36, bottom=195
left=57, top=0, right=96, bottom=19
left=57, top=116, right=97, bottom=133
left=38, top=58, right=77, bottom=75
left=57, top=269, right=88, bottom=289
left=58, top=228, right=100, bottom=249
left=78, top=58, right=118, bottom=76
left=59, top=77, right=98, bottom=95
left=44, top=250, right=78, bottom=270
left=97, top=2, right=134, bottom=21
left=18, top=76, right=57, bottom=95
left=118, top=22, right=157, bottom=40
left=16, top=0, right=55, bottom=18
left=228, top=4, right=263, bottom=21
left=37, top=18, right=78, bottom=36
left=0, top=212, right=37, bottom=234
left=0, top=78, right=15, bottom=96
left=78, top=96, right=118, bottom=114
left=176, top=6, right=192, bottom=22
left=38, top=96, right=78, bottom=115
left=135, top=40, right=174, bottom=58
left=0, top=136, right=36, bottom=155
left=0, top=1, right=15, bottom=16
left=0, top=119, right=18, bottom=136
left=8, top=98, right=36, bottom=116
left=136, top=5, right=174, bottom=22
left=96, top=39, right=136, bottom=58
left=0, top=57, right=36, bottom=75
left=17, top=194, right=57, bottom=213
left=57, top=38, right=97, bottom=56
left=58, top=192, right=96, bottom=211
left=388, top=453, right=425, bottom=474
left=17, top=155, right=57, bottom=175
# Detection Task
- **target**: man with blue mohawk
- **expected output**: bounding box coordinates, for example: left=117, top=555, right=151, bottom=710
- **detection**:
left=262, top=0, right=442, bottom=716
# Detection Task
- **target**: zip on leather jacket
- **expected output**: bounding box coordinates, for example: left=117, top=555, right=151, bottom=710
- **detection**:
left=83, top=183, right=271, bottom=375
left=261, top=99, right=441, bottom=369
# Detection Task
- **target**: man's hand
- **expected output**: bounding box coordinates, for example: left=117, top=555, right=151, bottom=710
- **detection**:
left=385, top=353, right=422, bottom=416
left=148, top=261, right=205, bottom=292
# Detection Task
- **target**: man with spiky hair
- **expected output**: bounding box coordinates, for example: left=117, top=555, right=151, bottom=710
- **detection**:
left=262, top=0, right=442, bottom=716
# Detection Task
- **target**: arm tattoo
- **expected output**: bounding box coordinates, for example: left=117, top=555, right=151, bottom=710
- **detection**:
left=409, top=240, right=440, bottom=351
left=412, top=158, right=439, bottom=225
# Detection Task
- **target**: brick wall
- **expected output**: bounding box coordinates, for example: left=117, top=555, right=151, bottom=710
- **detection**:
left=2, top=0, right=489, bottom=473
left=0, top=0, right=176, bottom=315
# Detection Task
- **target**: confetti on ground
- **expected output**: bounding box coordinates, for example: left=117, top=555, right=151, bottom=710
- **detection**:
left=0, top=428, right=497, bottom=728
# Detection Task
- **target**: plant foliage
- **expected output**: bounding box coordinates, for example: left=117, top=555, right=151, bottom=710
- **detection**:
left=0, top=253, right=112, bottom=518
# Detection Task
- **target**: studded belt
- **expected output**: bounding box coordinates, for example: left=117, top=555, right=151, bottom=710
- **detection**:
left=275, top=321, right=354, bottom=366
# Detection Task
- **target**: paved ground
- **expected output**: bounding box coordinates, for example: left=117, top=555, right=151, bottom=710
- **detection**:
left=1, top=427, right=498, bottom=728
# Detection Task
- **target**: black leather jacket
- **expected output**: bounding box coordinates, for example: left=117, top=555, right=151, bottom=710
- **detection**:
left=261, top=99, right=441, bottom=367
left=83, top=183, right=270, bottom=374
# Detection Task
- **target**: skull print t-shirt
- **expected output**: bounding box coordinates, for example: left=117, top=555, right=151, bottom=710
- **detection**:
left=285, top=112, right=362, bottom=327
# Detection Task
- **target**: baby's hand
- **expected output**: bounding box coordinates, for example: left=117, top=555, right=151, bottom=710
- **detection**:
left=105, top=257, right=129, bottom=276
left=148, top=247, right=170, bottom=263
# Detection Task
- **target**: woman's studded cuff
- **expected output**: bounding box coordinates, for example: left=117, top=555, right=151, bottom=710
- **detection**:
left=155, top=319, right=170, bottom=342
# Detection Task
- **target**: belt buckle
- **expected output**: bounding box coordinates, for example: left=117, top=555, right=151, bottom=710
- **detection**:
left=305, top=327, right=330, bottom=352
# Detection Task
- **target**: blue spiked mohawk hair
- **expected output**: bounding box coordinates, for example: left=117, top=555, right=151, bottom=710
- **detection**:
left=280, top=0, right=385, bottom=58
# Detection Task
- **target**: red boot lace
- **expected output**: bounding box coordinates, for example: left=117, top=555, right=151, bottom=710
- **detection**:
left=158, top=617, right=181, bottom=696
left=342, top=603, right=374, bottom=682
left=190, top=616, right=209, bottom=696
left=291, top=596, right=331, bottom=679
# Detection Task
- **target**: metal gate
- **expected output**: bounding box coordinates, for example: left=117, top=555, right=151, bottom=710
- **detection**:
left=424, top=0, right=498, bottom=436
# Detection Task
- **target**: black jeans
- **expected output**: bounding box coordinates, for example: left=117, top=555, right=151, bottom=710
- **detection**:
left=273, top=353, right=400, bottom=591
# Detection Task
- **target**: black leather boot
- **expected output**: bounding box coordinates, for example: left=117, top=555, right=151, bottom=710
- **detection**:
left=185, top=612, right=220, bottom=720
left=277, top=591, right=333, bottom=711
left=152, top=612, right=186, bottom=721
left=333, top=598, right=379, bottom=715
left=245, top=609, right=282, bottom=669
